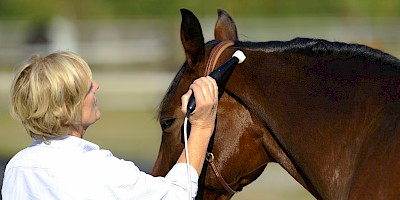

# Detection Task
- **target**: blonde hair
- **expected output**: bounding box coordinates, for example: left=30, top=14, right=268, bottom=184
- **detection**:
left=10, top=51, right=93, bottom=139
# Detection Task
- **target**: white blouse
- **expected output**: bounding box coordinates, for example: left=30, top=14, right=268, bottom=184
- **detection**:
left=2, top=136, right=198, bottom=200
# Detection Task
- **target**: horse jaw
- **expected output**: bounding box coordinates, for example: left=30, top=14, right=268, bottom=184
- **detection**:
left=196, top=93, right=271, bottom=199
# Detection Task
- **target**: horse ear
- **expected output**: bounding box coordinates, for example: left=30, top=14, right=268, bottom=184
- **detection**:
left=180, top=9, right=205, bottom=70
left=214, top=9, right=238, bottom=41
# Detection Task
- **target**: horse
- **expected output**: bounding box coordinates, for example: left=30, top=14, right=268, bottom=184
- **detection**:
left=151, top=8, right=400, bottom=200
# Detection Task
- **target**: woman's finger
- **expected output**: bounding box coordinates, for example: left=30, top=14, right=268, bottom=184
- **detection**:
left=181, top=89, right=193, bottom=114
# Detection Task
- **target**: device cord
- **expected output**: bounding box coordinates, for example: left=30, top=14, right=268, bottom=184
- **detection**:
left=183, top=112, right=193, bottom=199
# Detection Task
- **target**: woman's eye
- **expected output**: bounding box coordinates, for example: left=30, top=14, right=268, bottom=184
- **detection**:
left=86, top=83, right=93, bottom=96
left=160, top=118, right=175, bottom=130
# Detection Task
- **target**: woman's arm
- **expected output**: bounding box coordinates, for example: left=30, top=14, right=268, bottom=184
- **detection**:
left=177, top=76, right=218, bottom=175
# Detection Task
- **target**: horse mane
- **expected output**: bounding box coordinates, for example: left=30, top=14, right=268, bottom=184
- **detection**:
left=236, top=37, right=400, bottom=67
left=158, top=38, right=400, bottom=120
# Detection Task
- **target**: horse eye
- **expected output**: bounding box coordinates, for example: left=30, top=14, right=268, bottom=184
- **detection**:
left=160, top=118, right=176, bottom=130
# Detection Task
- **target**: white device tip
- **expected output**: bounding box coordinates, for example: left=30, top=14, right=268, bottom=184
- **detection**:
left=232, top=50, right=246, bottom=63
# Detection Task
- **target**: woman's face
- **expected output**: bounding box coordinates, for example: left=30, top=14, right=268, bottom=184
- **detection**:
left=81, top=80, right=101, bottom=130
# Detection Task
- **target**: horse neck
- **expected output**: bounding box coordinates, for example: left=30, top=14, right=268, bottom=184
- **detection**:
left=226, top=49, right=385, bottom=199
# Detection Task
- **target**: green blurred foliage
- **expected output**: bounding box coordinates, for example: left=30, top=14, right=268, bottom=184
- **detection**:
left=0, top=0, right=399, bottom=22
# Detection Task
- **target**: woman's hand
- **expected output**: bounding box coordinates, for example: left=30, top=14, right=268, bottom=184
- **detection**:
left=181, top=76, right=218, bottom=132
left=178, top=76, right=219, bottom=174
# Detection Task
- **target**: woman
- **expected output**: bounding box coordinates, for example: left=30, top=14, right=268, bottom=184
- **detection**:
left=2, top=51, right=218, bottom=199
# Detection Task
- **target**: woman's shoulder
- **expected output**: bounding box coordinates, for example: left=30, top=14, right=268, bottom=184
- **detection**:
left=5, top=143, right=64, bottom=170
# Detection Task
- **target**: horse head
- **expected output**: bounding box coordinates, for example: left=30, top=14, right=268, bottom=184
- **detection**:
left=151, top=9, right=284, bottom=199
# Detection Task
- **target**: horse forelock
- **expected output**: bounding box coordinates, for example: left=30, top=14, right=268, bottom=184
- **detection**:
left=157, top=40, right=223, bottom=120
left=157, top=63, right=186, bottom=120
left=236, top=37, right=400, bottom=67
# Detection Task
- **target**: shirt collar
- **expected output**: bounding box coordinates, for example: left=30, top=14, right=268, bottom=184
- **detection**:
left=32, top=135, right=100, bottom=152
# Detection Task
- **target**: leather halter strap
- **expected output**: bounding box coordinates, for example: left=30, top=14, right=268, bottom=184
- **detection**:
left=203, top=40, right=235, bottom=76
left=203, top=40, right=237, bottom=195
left=206, top=152, right=237, bottom=195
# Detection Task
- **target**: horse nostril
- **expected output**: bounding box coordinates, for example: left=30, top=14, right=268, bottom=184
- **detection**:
left=160, top=118, right=176, bottom=130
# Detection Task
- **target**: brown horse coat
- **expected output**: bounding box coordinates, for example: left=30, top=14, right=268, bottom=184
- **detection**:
left=152, top=9, right=400, bottom=200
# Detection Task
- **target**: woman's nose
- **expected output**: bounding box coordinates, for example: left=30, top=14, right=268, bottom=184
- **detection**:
left=92, top=80, right=99, bottom=91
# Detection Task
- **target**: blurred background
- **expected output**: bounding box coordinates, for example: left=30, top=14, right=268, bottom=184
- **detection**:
left=1, top=0, right=400, bottom=199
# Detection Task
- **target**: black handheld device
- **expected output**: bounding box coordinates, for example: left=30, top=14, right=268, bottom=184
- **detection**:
left=186, top=50, right=246, bottom=116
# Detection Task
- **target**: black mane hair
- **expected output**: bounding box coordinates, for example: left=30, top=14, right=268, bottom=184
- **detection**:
left=236, top=37, right=400, bottom=67
left=158, top=38, right=400, bottom=119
